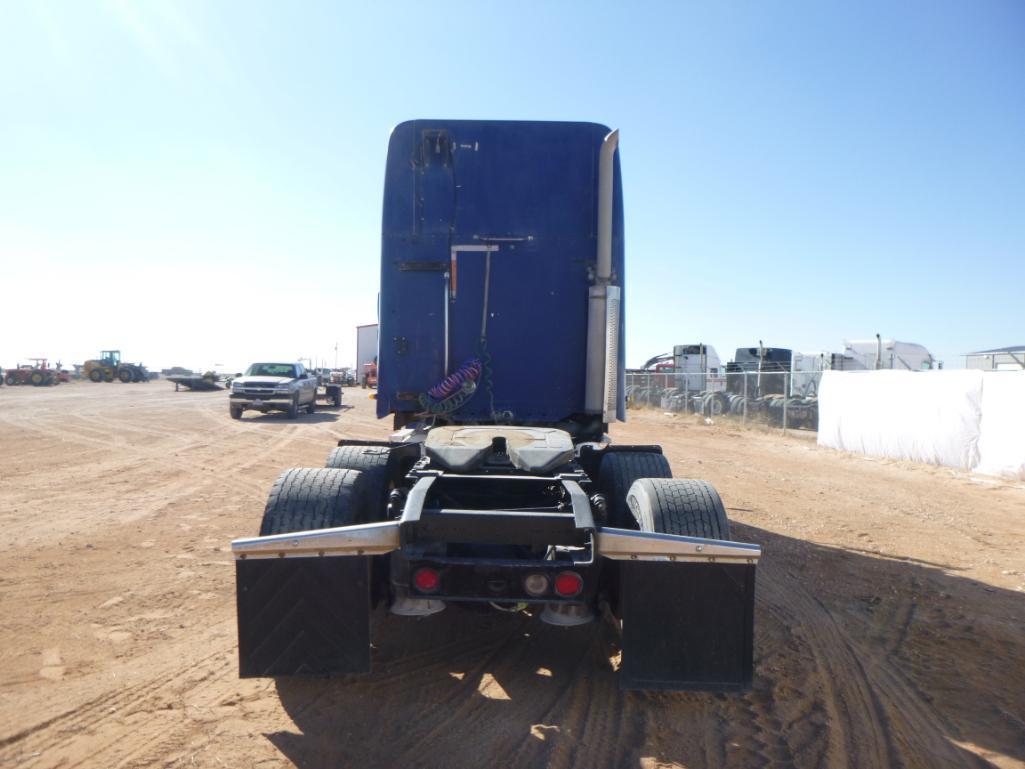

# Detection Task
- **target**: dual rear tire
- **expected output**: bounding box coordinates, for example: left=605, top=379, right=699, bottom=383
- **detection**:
left=627, top=478, right=730, bottom=540
left=598, top=450, right=731, bottom=539
left=325, top=446, right=394, bottom=514
left=258, top=446, right=397, bottom=535
left=259, top=467, right=370, bottom=534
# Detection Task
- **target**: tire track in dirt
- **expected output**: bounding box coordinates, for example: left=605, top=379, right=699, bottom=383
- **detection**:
left=0, top=642, right=235, bottom=768
left=752, top=564, right=988, bottom=769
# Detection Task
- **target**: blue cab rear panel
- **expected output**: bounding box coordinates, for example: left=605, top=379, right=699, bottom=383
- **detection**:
left=377, top=120, right=625, bottom=426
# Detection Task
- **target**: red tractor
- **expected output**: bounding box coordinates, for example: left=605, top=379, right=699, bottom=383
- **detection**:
left=360, top=360, right=378, bottom=389
left=4, top=359, right=59, bottom=386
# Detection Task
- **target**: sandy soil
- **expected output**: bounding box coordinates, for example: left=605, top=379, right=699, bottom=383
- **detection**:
left=1, top=384, right=1023, bottom=769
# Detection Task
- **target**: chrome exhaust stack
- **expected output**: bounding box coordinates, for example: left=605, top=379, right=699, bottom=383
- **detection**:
left=585, top=129, right=621, bottom=422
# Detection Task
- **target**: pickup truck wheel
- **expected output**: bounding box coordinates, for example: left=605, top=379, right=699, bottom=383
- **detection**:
left=598, top=451, right=672, bottom=528
left=259, top=468, right=368, bottom=534
left=230, top=404, right=243, bottom=420
left=287, top=394, right=299, bottom=419
left=324, top=446, right=392, bottom=520
left=307, top=398, right=316, bottom=414
left=627, top=478, right=730, bottom=540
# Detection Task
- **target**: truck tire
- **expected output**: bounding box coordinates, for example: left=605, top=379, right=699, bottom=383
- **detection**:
left=307, top=397, right=316, bottom=414
left=598, top=451, right=672, bottom=528
left=627, top=478, right=730, bottom=540
left=88, top=369, right=102, bottom=382
left=230, top=404, right=243, bottom=420
left=258, top=467, right=368, bottom=535
left=712, top=393, right=729, bottom=417
left=325, top=446, right=393, bottom=519
left=118, top=369, right=133, bottom=383
left=287, top=394, right=299, bottom=419
left=329, top=386, right=342, bottom=407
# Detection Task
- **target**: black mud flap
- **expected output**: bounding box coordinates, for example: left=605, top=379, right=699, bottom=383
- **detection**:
left=236, top=557, right=371, bottom=677
left=618, top=561, right=755, bottom=691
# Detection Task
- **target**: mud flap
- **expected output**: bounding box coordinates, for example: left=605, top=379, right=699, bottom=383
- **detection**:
left=618, top=561, right=755, bottom=691
left=236, top=556, right=371, bottom=677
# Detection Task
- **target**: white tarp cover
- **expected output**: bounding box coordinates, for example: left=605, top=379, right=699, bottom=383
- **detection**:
left=817, top=370, right=983, bottom=470
left=976, top=370, right=1025, bottom=480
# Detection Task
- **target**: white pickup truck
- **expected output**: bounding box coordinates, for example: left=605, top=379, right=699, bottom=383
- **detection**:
left=229, top=362, right=319, bottom=419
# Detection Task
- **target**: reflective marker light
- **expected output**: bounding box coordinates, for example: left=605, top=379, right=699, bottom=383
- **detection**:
left=553, top=571, right=583, bottom=598
left=413, top=568, right=440, bottom=593
left=523, top=573, right=550, bottom=597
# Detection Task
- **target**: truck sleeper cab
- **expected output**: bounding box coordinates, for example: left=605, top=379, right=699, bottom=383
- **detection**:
left=232, top=120, right=760, bottom=691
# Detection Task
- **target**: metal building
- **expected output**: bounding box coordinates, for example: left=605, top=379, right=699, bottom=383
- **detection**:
left=964, top=345, right=1025, bottom=371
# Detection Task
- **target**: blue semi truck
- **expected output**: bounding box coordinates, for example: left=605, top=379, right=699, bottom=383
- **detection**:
left=232, top=120, right=760, bottom=691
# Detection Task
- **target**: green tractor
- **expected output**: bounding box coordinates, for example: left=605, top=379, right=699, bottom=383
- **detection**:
left=82, top=350, right=149, bottom=383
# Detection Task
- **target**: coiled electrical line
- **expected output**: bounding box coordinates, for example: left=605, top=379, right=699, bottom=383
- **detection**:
left=418, top=357, right=482, bottom=415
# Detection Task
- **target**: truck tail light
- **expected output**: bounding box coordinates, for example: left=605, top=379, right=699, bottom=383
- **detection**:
left=413, top=568, right=440, bottom=593
left=523, top=573, right=549, bottom=597
left=553, top=571, right=583, bottom=598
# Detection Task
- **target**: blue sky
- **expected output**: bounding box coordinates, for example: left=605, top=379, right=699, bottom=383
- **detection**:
left=1, top=1, right=1022, bottom=372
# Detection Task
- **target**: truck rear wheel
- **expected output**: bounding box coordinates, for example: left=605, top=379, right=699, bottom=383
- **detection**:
left=325, top=446, right=393, bottom=519
left=259, top=467, right=368, bottom=535
left=598, top=451, right=672, bottom=528
left=627, top=478, right=730, bottom=540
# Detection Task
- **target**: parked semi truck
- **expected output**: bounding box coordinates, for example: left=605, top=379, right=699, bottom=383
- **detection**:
left=231, top=120, right=760, bottom=691
left=638, top=336, right=936, bottom=430
left=630, top=344, right=815, bottom=427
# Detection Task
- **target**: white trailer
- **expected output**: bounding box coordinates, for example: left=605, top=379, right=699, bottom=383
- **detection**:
left=355, top=323, right=379, bottom=371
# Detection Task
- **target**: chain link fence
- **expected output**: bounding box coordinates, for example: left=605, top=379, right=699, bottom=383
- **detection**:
left=625, top=369, right=823, bottom=431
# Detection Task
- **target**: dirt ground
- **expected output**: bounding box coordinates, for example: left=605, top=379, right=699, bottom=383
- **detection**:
left=1, top=384, right=1023, bottom=769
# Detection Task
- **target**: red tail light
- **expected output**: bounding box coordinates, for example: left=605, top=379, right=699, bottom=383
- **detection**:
left=553, top=571, right=583, bottom=598
left=413, top=568, right=440, bottom=593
